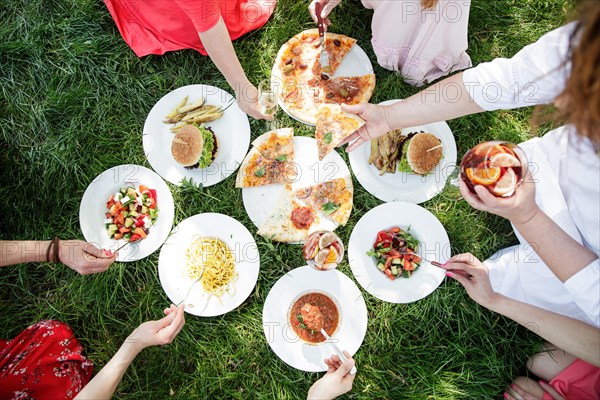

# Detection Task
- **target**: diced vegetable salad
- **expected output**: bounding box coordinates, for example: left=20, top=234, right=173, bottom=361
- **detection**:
left=105, top=184, right=158, bottom=242
left=366, top=227, right=421, bottom=279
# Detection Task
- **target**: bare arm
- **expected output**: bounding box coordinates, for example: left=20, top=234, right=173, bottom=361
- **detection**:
left=199, top=18, right=270, bottom=120
left=75, top=305, right=185, bottom=400
left=445, top=254, right=600, bottom=366
left=0, top=240, right=115, bottom=274
left=341, top=73, right=485, bottom=151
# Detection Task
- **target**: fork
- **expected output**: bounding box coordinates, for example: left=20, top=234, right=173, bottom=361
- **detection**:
left=176, top=269, right=205, bottom=307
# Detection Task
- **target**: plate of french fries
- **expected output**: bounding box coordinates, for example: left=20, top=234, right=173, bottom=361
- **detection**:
left=348, top=100, right=457, bottom=204
left=143, top=84, right=250, bottom=187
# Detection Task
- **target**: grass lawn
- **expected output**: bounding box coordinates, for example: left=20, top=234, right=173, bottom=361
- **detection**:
left=0, top=0, right=577, bottom=398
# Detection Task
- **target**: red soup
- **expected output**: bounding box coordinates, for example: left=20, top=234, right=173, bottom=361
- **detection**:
left=289, top=292, right=339, bottom=344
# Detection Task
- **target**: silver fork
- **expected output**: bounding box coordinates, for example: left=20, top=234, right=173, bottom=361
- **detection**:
left=176, top=269, right=205, bottom=307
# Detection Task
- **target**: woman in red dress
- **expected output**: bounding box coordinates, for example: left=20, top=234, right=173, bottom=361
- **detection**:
left=104, top=0, right=277, bottom=120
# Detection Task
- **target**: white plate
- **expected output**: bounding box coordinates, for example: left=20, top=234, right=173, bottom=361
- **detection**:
left=242, top=136, right=350, bottom=240
left=348, top=202, right=450, bottom=303
left=79, top=164, right=175, bottom=262
left=273, top=44, right=374, bottom=126
left=157, top=213, right=259, bottom=317
left=143, top=84, right=250, bottom=187
left=348, top=100, right=457, bottom=203
left=263, top=266, right=368, bottom=372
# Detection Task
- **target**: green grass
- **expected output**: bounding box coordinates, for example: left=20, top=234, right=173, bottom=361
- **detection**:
left=0, top=0, right=575, bottom=398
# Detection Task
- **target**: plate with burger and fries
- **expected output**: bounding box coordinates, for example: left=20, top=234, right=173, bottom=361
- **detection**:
left=143, top=84, right=251, bottom=187
left=348, top=100, right=457, bottom=204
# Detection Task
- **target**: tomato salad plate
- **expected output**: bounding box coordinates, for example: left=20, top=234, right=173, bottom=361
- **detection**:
left=263, top=266, right=368, bottom=372
left=348, top=202, right=450, bottom=303
left=348, top=100, right=457, bottom=204
left=158, top=213, right=260, bottom=317
left=143, top=84, right=250, bottom=187
left=242, top=136, right=350, bottom=243
left=79, top=164, right=174, bottom=262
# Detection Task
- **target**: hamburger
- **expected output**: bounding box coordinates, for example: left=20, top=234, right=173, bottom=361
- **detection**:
left=171, top=124, right=218, bottom=169
left=399, top=132, right=443, bottom=175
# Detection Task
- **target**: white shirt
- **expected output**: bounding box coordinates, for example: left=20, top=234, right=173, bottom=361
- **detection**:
left=463, top=23, right=600, bottom=326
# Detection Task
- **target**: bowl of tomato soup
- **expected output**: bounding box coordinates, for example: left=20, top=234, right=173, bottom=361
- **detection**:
left=289, top=291, right=340, bottom=344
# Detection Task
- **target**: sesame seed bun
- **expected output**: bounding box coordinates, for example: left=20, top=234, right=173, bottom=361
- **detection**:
left=406, top=133, right=443, bottom=175
left=171, top=125, right=203, bottom=167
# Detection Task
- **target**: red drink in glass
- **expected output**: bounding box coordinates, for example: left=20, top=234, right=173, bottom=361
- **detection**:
left=460, top=141, right=525, bottom=197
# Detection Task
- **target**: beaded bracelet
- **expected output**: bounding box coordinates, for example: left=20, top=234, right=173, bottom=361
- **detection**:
left=45, top=237, right=61, bottom=263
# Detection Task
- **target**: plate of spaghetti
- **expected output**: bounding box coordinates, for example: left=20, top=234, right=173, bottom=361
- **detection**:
left=158, top=213, right=260, bottom=316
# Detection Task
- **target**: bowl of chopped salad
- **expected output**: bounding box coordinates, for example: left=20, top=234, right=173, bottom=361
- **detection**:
left=347, top=202, right=450, bottom=303
left=80, top=165, right=174, bottom=262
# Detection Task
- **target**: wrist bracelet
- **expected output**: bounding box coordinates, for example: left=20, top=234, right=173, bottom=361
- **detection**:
left=53, top=237, right=61, bottom=263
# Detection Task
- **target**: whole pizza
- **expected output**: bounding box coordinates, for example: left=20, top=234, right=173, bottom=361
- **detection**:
left=272, top=29, right=376, bottom=125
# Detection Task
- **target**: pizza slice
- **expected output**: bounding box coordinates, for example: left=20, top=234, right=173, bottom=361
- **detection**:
left=235, top=128, right=295, bottom=188
left=311, top=32, right=357, bottom=78
left=321, top=74, right=376, bottom=105
left=315, top=104, right=365, bottom=160
left=257, top=189, right=320, bottom=243
left=294, top=175, right=354, bottom=226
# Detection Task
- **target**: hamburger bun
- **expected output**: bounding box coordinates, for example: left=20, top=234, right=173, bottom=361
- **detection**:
left=406, top=133, right=443, bottom=175
left=171, top=125, right=204, bottom=167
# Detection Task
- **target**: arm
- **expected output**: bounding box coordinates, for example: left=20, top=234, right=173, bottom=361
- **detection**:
left=340, top=72, right=485, bottom=151
left=198, top=18, right=271, bottom=120
left=0, top=239, right=116, bottom=274
left=445, top=254, right=600, bottom=367
left=459, top=175, right=597, bottom=283
left=75, top=305, right=185, bottom=400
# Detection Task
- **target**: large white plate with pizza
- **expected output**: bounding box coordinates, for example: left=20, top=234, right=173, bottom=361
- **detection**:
left=240, top=131, right=352, bottom=243
left=262, top=266, right=368, bottom=372
left=158, top=213, right=260, bottom=317
left=272, top=29, right=375, bottom=126
left=348, top=202, right=450, bottom=303
left=348, top=100, right=457, bottom=203
left=143, top=84, right=250, bottom=187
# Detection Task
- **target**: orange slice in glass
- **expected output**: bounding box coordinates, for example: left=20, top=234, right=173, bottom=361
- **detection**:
left=325, top=246, right=339, bottom=264
left=465, top=166, right=501, bottom=186
left=490, top=168, right=517, bottom=196
left=490, top=152, right=521, bottom=168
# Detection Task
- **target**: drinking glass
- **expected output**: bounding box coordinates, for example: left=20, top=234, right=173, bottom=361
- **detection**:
left=258, top=79, right=277, bottom=117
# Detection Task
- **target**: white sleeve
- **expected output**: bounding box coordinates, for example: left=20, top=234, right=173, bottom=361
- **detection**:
left=564, top=259, right=600, bottom=327
left=462, top=22, right=576, bottom=111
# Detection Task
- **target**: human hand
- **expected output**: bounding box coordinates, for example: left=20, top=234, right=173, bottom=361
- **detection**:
left=338, top=103, right=395, bottom=152
left=505, top=381, right=565, bottom=400
left=126, top=304, right=185, bottom=353
left=58, top=240, right=116, bottom=275
left=443, top=253, right=499, bottom=309
left=308, top=0, right=342, bottom=30
left=307, top=351, right=356, bottom=400
left=458, top=169, right=539, bottom=225
left=235, top=83, right=273, bottom=120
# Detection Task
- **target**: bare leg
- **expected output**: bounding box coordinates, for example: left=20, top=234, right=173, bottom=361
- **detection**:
left=527, top=342, right=577, bottom=382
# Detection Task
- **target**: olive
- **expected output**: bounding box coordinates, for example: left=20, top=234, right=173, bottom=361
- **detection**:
left=283, top=64, right=294, bottom=75
left=299, top=64, right=308, bottom=69
left=321, top=73, right=330, bottom=81
left=326, top=92, right=335, bottom=99
left=285, top=58, right=293, bottom=65
left=334, top=39, right=341, bottom=47
left=339, top=87, right=349, bottom=98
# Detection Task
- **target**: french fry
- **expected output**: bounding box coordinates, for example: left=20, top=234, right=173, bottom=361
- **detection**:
left=192, top=111, right=224, bottom=124
left=177, top=97, right=205, bottom=114
left=368, top=139, right=378, bottom=165
left=170, top=122, right=188, bottom=132
left=165, top=95, right=189, bottom=119
left=181, top=105, right=220, bottom=122
left=163, top=115, right=184, bottom=124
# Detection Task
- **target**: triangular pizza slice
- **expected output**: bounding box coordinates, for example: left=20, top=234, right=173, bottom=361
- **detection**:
left=236, top=128, right=295, bottom=188
left=293, top=176, right=353, bottom=226
left=315, top=104, right=365, bottom=160
left=257, top=189, right=320, bottom=243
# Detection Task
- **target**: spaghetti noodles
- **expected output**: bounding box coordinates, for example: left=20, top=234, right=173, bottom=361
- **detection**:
left=185, top=236, right=237, bottom=297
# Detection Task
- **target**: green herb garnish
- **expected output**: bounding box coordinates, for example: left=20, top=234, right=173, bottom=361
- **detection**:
left=321, top=202, right=339, bottom=215
left=275, top=154, right=287, bottom=162
left=323, top=132, right=333, bottom=144
left=254, top=167, right=266, bottom=177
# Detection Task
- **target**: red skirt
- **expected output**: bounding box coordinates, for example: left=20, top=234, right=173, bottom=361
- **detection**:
left=0, top=321, right=93, bottom=400
left=104, top=0, right=277, bottom=56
